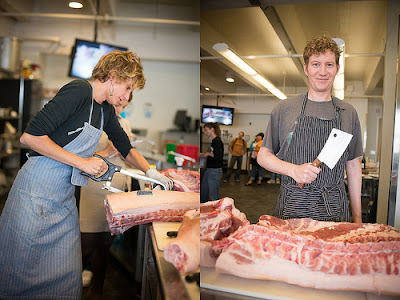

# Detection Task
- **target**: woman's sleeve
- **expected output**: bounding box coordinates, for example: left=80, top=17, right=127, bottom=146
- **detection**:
left=25, top=80, right=90, bottom=136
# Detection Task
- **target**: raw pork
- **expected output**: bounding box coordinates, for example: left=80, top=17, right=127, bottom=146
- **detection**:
left=160, top=169, right=200, bottom=193
left=105, top=190, right=200, bottom=235
left=214, top=215, right=400, bottom=295
left=200, top=198, right=249, bottom=267
left=163, top=209, right=200, bottom=273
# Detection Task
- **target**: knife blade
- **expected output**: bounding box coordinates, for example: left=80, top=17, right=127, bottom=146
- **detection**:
left=298, top=128, right=353, bottom=189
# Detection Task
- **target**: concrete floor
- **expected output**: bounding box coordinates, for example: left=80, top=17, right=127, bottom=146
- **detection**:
left=218, top=172, right=281, bottom=224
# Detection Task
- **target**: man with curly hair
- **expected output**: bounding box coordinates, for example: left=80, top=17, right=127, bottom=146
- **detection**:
left=258, top=35, right=362, bottom=223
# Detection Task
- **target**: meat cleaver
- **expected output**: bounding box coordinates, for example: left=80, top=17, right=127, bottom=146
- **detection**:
left=298, top=128, right=353, bottom=189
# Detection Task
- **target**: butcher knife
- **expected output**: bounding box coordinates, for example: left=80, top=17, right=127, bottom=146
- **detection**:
left=298, top=128, right=353, bottom=189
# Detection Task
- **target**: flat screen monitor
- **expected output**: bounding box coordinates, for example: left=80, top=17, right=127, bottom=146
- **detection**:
left=201, top=105, right=234, bottom=126
left=68, top=39, right=128, bottom=79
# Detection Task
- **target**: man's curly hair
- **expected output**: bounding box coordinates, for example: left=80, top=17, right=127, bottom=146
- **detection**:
left=303, top=35, right=342, bottom=66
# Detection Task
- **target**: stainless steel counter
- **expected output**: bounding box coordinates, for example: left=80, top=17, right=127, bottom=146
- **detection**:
left=142, top=224, right=200, bottom=300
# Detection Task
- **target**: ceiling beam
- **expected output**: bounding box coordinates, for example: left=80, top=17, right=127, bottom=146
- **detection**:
left=259, top=5, right=309, bottom=86
left=365, top=56, right=384, bottom=94
left=0, top=0, right=29, bottom=21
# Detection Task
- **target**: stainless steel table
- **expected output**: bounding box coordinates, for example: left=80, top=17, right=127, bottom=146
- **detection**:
left=141, top=224, right=200, bottom=300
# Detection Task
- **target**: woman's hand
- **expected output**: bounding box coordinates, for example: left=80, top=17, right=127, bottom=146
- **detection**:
left=80, top=156, right=108, bottom=176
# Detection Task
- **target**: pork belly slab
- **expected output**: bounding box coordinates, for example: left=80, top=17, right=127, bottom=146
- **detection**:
left=200, top=198, right=249, bottom=267
left=105, top=190, right=200, bottom=235
left=214, top=215, right=400, bottom=295
left=160, top=169, right=200, bottom=193
left=164, top=210, right=200, bottom=273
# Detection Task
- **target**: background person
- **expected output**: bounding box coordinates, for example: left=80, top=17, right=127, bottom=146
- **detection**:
left=245, top=132, right=265, bottom=186
left=257, top=35, right=362, bottom=223
left=0, top=50, right=173, bottom=299
left=200, top=122, right=224, bottom=203
left=223, top=131, right=247, bottom=183
left=79, top=98, right=132, bottom=299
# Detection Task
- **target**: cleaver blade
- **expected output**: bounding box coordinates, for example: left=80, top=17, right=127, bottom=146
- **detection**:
left=298, top=128, right=353, bottom=189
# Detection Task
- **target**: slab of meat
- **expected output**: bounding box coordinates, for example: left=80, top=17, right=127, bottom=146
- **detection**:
left=214, top=215, right=400, bottom=295
left=163, top=209, right=200, bottom=273
left=105, top=190, right=200, bottom=235
left=200, top=198, right=249, bottom=267
left=160, top=169, right=200, bottom=193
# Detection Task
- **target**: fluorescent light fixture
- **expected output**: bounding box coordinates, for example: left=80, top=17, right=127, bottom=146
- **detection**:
left=332, top=38, right=345, bottom=100
left=69, top=1, right=83, bottom=9
left=213, top=43, right=287, bottom=100
left=213, top=43, right=257, bottom=76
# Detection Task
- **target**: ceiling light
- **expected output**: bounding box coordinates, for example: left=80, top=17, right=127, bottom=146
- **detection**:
left=205, top=87, right=210, bottom=91
left=332, top=38, right=345, bottom=100
left=226, top=72, right=235, bottom=83
left=69, top=1, right=83, bottom=9
left=213, top=43, right=257, bottom=76
left=213, top=43, right=287, bottom=100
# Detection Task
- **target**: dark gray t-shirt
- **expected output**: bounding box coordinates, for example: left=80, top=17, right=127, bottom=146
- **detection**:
left=261, top=94, right=363, bottom=161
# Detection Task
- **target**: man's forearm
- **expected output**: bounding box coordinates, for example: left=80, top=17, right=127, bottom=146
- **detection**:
left=346, top=158, right=362, bottom=223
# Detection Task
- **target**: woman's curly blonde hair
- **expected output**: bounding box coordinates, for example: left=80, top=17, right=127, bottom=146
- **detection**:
left=90, top=50, right=146, bottom=91
left=303, top=35, right=342, bottom=66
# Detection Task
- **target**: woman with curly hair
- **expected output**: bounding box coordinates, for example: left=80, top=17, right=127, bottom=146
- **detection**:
left=0, top=50, right=173, bottom=299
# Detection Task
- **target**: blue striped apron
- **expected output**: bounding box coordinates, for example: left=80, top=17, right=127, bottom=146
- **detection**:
left=0, top=83, right=103, bottom=299
left=274, top=95, right=351, bottom=222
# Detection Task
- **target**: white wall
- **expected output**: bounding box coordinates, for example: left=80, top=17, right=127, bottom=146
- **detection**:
left=1, top=1, right=199, bottom=152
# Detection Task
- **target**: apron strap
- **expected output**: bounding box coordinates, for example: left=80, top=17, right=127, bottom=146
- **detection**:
left=89, top=81, right=95, bottom=125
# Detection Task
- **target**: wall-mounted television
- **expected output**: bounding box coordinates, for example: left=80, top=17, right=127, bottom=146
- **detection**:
left=68, top=39, right=128, bottom=79
left=201, top=105, right=234, bottom=126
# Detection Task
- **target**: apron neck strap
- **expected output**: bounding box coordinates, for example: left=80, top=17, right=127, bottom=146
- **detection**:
left=89, top=81, right=95, bottom=125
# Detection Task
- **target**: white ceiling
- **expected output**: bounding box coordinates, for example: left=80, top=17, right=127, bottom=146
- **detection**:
left=200, top=0, right=387, bottom=98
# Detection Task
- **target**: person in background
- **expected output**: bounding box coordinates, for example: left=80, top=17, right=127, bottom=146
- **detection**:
left=267, top=172, right=281, bottom=184
left=200, top=122, right=224, bottom=203
left=257, top=35, right=362, bottom=223
left=245, top=132, right=265, bottom=186
left=223, top=131, right=247, bottom=183
left=0, top=50, right=173, bottom=299
left=79, top=98, right=132, bottom=299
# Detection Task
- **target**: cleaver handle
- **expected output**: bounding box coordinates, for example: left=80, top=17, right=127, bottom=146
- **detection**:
left=298, top=158, right=322, bottom=189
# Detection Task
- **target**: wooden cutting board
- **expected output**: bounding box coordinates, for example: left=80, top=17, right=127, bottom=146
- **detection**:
left=200, top=267, right=399, bottom=300
left=152, top=221, right=181, bottom=251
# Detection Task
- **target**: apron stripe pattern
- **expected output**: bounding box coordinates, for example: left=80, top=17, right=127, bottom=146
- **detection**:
left=274, top=95, right=351, bottom=222
left=0, top=82, right=103, bottom=299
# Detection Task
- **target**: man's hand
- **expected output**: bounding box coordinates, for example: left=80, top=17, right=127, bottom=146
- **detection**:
left=288, top=163, right=321, bottom=184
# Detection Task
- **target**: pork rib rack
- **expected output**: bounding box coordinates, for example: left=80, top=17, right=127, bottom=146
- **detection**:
left=200, top=198, right=249, bottom=267
left=214, top=215, right=400, bottom=295
left=160, top=169, right=200, bottom=193
left=105, top=190, right=200, bottom=235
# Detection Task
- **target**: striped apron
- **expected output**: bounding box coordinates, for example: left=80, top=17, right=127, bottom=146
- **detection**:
left=0, top=83, right=103, bottom=299
left=274, top=95, right=351, bottom=222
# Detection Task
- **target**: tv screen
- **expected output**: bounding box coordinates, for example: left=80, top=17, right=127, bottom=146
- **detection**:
left=68, top=39, right=128, bottom=79
left=201, top=105, right=234, bottom=126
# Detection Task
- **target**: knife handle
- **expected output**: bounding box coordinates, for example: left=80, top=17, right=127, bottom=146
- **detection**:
left=297, top=158, right=322, bottom=189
